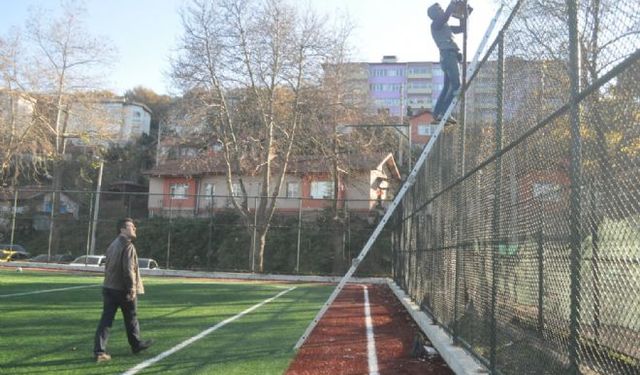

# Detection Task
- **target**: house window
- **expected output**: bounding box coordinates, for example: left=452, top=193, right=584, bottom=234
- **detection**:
left=170, top=183, right=189, bottom=199
left=310, top=181, right=333, bottom=199
left=231, top=182, right=242, bottom=197
left=532, top=182, right=561, bottom=201
left=203, top=183, right=215, bottom=200
left=286, top=182, right=300, bottom=198
left=418, top=124, right=436, bottom=136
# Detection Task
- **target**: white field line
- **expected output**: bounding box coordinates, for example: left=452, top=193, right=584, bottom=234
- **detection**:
left=123, top=286, right=297, bottom=375
left=0, top=284, right=99, bottom=298
left=363, top=285, right=380, bottom=375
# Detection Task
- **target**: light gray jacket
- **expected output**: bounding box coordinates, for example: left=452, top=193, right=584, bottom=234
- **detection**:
left=103, top=234, right=144, bottom=295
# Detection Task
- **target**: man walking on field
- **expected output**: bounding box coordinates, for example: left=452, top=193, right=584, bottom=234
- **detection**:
left=94, top=217, right=153, bottom=362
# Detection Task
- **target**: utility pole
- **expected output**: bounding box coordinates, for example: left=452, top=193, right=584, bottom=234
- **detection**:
left=89, top=159, right=104, bottom=255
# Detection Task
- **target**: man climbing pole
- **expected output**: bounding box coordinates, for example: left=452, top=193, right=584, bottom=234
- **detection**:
left=428, top=0, right=471, bottom=125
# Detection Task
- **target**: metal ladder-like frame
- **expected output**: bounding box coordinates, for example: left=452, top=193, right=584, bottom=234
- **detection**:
left=294, top=4, right=505, bottom=351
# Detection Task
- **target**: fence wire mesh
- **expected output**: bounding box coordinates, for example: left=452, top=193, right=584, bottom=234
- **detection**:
left=0, top=190, right=392, bottom=276
left=392, top=0, right=639, bottom=374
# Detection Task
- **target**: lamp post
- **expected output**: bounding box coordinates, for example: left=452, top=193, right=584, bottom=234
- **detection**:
left=89, top=159, right=104, bottom=255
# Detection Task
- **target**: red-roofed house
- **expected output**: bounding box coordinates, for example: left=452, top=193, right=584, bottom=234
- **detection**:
left=144, top=153, right=401, bottom=218
left=408, top=110, right=437, bottom=146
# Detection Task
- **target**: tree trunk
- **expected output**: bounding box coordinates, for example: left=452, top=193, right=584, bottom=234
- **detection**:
left=257, top=228, right=268, bottom=273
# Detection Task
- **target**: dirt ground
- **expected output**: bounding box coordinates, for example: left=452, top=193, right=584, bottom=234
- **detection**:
left=286, top=283, right=454, bottom=375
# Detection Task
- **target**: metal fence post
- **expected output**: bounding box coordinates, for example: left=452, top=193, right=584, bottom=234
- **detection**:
left=251, top=196, right=258, bottom=273
left=589, top=186, right=601, bottom=338
left=296, top=197, right=302, bottom=273
left=10, top=188, right=18, bottom=246
left=490, top=30, right=505, bottom=374
left=567, top=0, right=584, bottom=373
left=166, top=196, right=173, bottom=269
left=537, top=228, right=544, bottom=337
left=85, top=191, right=94, bottom=258
left=46, top=190, right=56, bottom=260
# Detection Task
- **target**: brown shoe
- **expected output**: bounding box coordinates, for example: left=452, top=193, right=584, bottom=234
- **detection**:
left=95, top=352, right=111, bottom=362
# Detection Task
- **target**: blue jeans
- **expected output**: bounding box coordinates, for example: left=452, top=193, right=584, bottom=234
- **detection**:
left=433, top=49, right=461, bottom=119
left=94, top=287, right=142, bottom=354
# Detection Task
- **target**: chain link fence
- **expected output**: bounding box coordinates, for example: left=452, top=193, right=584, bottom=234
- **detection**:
left=0, top=189, right=391, bottom=276
left=392, top=0, right=639, bottom=374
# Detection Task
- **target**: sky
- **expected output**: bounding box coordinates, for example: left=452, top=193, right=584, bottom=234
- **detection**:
left=0, top=0, right=501, bottom=96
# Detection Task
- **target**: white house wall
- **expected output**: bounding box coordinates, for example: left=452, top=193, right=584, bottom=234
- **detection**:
left=66, top=100, right=151, bottom=146
left=196, top=175, right=304, bottom=212
left=148, top=177, right=164, bottom=210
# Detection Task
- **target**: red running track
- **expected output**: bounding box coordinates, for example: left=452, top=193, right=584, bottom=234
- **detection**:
left=286, top=284, right=453, bottom=375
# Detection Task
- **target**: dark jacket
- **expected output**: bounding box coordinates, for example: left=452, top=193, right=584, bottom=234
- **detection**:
left=103, top=234, right=144, bottom=294
left=428, top=2, right=465, bottom=52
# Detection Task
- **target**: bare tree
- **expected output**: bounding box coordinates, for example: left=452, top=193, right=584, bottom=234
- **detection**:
left=0, top=30, right=54, bottom=184
left=171, top=0, right=358, bottom=272
left=26, top=0, right=116, bottom=155
left=22, top=0, right=115, bottom=255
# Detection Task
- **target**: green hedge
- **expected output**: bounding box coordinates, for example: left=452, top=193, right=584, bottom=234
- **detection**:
left=7, top=210, right=391, bottom=276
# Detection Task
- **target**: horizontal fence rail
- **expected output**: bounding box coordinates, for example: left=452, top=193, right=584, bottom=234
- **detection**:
left=392, top=0, right=640, bottom=374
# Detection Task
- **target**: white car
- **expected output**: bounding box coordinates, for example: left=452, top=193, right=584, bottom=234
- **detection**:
left=138, top=258, right=159, bottom=270
left=70, top=255, right=106, bottom=267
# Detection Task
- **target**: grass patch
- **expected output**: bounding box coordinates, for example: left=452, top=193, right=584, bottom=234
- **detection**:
left=0, top=269, right=333, bottom=374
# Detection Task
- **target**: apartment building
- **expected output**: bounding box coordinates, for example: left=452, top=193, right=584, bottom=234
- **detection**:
left=66, top=98, right=152, bottom=146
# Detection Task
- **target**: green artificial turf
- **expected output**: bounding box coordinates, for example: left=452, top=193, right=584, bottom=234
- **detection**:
left=0, top=269, right=333, bottom=374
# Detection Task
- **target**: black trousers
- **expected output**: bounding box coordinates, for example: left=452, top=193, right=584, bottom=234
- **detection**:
left=94, top=287, right=142, bottom=354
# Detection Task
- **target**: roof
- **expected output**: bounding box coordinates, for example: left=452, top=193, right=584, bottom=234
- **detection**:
left=100, top=98, right=152, bottom=115
left=0, top=186, right=77, bottom=201
left=408, top=109, right=434, bottom=120
left=145, top=157, right=228, bottom=177
left=0, top=186, right=48, bottom=201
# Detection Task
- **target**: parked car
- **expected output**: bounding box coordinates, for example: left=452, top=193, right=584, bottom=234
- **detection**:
left=30, top=254, right=75, bottom=264
left=0, top=249, right=30, bottom=262
left=0, top=244, right=28, bottom=253
left=138, top=258, right=159, bottom=270
left=70, top=255, right=106, bottom=267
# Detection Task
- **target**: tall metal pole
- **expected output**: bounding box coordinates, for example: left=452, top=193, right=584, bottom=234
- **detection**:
left=490, top=31, right=505, bottom=374
left=453, top=0, right=470, bottom=343
left=89, top=160, right=104, bottom=255
left=567, top=0, right=583, bottom=373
